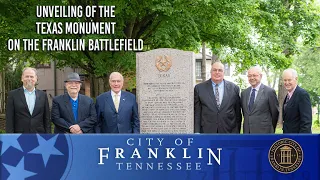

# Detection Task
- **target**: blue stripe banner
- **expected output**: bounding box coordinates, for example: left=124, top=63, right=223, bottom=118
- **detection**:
left=0, top=134, right=319, bottom=180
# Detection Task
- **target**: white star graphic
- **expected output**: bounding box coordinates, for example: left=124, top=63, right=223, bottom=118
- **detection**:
left=1, top=134, right=23, bottom=155
left=28, top=134, right=64, bottom=167
left=3, top=157, right=36, bottom=180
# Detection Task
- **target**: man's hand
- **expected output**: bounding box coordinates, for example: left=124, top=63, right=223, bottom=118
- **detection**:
left=69, top=124, right=83, bottom=134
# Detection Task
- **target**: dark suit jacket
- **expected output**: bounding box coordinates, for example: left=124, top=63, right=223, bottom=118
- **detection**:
left=282, top=86, right=312, bottom=133
left=194, top=79, right=242, bottom=133
left=51, top=93, right=97, bottom=133
left=95, top=90, right=140, bottom=133
left=6, top=87, right=51, bottom=133
left=241, top=84, right=279, bottom=134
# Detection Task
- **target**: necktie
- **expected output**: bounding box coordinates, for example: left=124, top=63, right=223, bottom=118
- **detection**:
left=284, top=95, right=290, bottom=110
left=114, top=94, right=119, bottom=112
left=248, top=89, right=256, bottom=112
left=215, top=84, right=220, bottom=109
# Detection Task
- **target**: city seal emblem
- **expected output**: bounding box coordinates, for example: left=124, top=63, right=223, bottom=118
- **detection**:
left=268, top=138, right=303, bottom=174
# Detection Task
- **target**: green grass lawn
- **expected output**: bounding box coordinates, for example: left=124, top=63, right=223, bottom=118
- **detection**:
left=312, top=127, right=320, bottom=133
left=275, top=126, right=320, bottom=134
left=275, top=117, right=320, bottom=134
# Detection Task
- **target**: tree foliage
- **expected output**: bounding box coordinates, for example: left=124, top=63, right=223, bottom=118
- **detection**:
left=220, top=0, right=320, bottom=73
left=0, top=0, right=319, bottom=81
left=294, top=46, right=320, bottom=105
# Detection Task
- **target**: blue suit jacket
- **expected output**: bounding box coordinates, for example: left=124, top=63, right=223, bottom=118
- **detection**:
left=95, top=90, right=140, bottom=133
left=282, top=86, right=312, bottom=133
left=51, top=93, right=97, bottom=133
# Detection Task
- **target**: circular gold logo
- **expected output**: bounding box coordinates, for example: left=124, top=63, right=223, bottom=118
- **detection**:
left=268, top=138, right=303, bottom=174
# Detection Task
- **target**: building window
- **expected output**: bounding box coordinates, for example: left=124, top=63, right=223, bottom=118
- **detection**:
left=224, top=63, right=230, bottom=76
left=36, top=63, right=51, bottom=68
left=196, top=61, right=202, bottom=79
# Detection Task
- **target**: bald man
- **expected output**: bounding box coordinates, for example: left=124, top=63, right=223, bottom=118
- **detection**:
left=6, top=67, right=51, bottom=133
left=194, top=62, right=242, bottom=133
left=95, top=72, right=140, bottom=133
left=241, top=66, right=279, bottom=134
left=282, top=68, right=312, bottom=133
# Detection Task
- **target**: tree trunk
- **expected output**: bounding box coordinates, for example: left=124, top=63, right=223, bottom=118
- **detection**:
left=90, top=75, right=110, bottom=99
left=103, top=76, right=110, bottom=93
left=201, top=42, right=207, bottom=82
left=211, top=54, right=219, bottom=64
left=272, top=70, right=279, bottom=89
left=0, top=70, right=4, bottom=114
left=91, top=75, right=98, bottom=99
left=277, top=73, right=287, bottom=128
left=262, top=67, right=272, bottom=87
left=98, top=78, right=105, bottom=95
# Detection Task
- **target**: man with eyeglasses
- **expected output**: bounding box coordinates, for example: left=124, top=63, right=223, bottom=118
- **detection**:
left=241, top=66, right=279, bottom=134
left=194, top=62, right=242, bottom=133
left=51, top=72, right=97, bottom=133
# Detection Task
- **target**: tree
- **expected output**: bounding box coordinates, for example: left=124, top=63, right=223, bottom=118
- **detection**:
left=201, top=42, right=206, bottom=82
left=0, top=0, right=255, bottom=94
left=0, top=0, right=319, bottom=98
left=294, top=46, right=320, bottom=105
left=0, top=70, right=5, bottom=113
left=294, top=44, right=320, bottom=126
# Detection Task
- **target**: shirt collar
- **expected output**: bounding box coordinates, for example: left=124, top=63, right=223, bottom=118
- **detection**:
left=111, top=90, right=121, bottom=97
left=288, top=85, right=297, bottom=98
left=69, top=94, right=78, bottom=102
left=23, top=86, right=35, bottom=93
left=211, top=80, right=224, bottom=87
left=251, top=83, right=262, bottom=91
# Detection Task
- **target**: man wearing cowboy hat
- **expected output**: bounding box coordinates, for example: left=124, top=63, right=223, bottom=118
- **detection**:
left=51, top=72, right=97, bottom=133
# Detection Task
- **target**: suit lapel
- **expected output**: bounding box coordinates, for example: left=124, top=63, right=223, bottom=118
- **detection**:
left=205, top=80, right=218, bottom=109
left=118, top=91, right=126, bottom=113
left=251, top=84, right=264, bottom=113
left=106, top=91, right=117, bottom=112
left=18, top=87, right=30, bottom=115
left=285, top=86, right=299, bottom=113
left=283, top=86, right=299, bottom=116
left=287, top=86, right=298, bottom=107
left=243, top=87, right=250, bottom=114
left=283, top=93, right=287, bottom=115
left=283, top=94, right=290, bottom=116
left=31, top=90, right=41, bottom=117
left=77, top=95, right=82, bottom=122
left=64, top=94, right=76, bottom=123
left=219, top=80, right=229, bottom=110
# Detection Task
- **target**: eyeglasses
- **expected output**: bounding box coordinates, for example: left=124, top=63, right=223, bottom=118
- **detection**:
left=110, top=80, right=122, bottom=83
left=211, top=69, right=224, bottom=73
left=247, top=74, right=260, bottom=78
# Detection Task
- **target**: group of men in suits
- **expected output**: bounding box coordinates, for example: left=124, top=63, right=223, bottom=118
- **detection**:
left=6, top=68, right=140, bottom=134
left=194, top=62, right=312, bottom=134
left=6, top=64, right=312, bottom=134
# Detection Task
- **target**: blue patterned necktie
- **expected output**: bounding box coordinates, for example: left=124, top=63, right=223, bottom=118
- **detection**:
left=248, top=89, right=256, bottom=112
left=215, top=84, right=220, bottom=109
